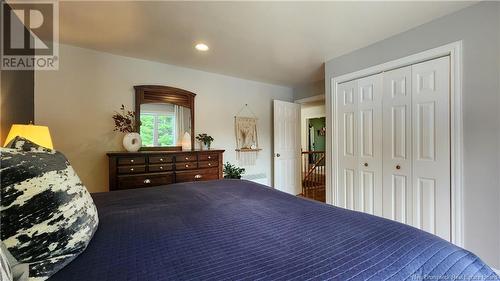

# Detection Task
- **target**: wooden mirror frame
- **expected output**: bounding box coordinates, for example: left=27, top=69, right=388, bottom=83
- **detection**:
left=134, top=85, right=196, bottom=151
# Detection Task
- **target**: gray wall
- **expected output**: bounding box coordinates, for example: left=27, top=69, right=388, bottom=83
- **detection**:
left=294, top=80, right=325, bottom=100
left=35, top=44, right=293, bottom=192
left=325, top=2, right=500, bottom=268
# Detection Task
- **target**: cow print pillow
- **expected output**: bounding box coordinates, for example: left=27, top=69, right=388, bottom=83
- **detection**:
left=5, top=136, right=51, bottom=152
left=0, top=147, right=99, bottom=280
left=0, top=244, right=13, bottom=281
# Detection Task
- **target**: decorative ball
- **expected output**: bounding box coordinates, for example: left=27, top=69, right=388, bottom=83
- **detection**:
left=123, top=132, right=142, bottom=152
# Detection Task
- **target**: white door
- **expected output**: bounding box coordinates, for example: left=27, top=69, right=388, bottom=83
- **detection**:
left=337, top=80, right=358, bottom=210
left=356, top=74, right=383, bottom=215
left=336, top=74, right=383, bottom=215
left=382, top=66, right=413, bottom=225
left=411, top=56, right=451, bottom=240
left=273, top=100, right=301, bottom=195
left=334, top=56, right=452, bottom=241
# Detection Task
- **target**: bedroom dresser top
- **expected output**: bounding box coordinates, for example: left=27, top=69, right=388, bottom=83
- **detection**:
left=106, top=149, right=225, bottom=156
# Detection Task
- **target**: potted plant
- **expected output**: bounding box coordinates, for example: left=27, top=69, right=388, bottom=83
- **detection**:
left=113, top=104, right=141, bottom=152
left=196, top=133, right=214, bottom=150
left=223, top=162, right=246, bottom=179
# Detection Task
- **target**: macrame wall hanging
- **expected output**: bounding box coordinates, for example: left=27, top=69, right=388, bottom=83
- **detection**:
left=235, top=104, right=262, bottom=166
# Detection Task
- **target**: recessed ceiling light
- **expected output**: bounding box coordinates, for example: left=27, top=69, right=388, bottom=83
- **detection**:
left=195, top=43, right=209, bottom=51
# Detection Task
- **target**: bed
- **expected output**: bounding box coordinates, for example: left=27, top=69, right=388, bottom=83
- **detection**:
left=48, top=180, right=498, bottom=281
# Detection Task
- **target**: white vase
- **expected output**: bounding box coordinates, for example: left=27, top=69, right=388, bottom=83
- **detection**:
left=123, top=132, right=142, bottom=152
left=199, top=142, right=210, bottom=150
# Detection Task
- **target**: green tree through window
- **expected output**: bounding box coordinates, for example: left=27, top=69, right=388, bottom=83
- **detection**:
left=140, top=113, right=175, bottom=146
left=140, top=115, right=154, bottom=146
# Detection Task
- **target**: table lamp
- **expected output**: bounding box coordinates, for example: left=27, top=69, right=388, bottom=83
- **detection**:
left=4, top=123, right=53, bottom=149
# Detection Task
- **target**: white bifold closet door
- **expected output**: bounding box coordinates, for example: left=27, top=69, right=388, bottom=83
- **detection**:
left=382, top=65, right=413, bottom=226
left=382, top=56, right=450, bottom=240
left=412, top=56, right=450, bottom=240
left=337, top=74, right=383, bottom=216
left=337, top=56, right=451, bottom=241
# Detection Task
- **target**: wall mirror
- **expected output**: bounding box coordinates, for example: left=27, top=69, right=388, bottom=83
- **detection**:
left=134, top=85, right=195, bottom=150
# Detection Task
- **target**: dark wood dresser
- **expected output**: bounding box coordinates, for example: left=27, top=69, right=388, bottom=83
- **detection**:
left=107, top=150, right=224, bottom=191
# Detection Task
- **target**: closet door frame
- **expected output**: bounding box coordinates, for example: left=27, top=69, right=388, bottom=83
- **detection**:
left=327, top=41, right=463, bottom=246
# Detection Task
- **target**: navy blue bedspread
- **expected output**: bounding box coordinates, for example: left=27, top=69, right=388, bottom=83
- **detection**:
left=49, top=180, right=498, bottom=281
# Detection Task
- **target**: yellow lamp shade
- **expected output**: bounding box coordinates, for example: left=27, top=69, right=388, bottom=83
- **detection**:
left=4, top=124, right=53, bottom=149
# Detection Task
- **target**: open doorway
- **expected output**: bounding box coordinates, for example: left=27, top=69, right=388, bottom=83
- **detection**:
left=307, top=117, right=326, bottom=153
left=297, top=96, right=326, bottom=202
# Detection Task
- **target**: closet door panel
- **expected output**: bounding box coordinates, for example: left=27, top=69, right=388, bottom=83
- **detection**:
left=391, top=175, right=408, bottom=223
left=357, top=74, right=383, bottom=215
left=382, top=66, right=412, bottom=225
left=411, top=56, right=451, bottom=241
left=337, top=80, right=358, bottom=210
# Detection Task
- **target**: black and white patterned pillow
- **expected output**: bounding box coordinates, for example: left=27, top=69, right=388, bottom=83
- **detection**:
left=0, top=147, right=99, bottom=280
left=0, top=243, right=13, bottom=281
left=1, top=242, right=28, bottom=281
left=5, top=136, right=51, bottom=152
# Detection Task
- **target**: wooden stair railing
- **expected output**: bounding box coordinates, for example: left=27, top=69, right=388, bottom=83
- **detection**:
left=301, top=151, right=326, bottom=202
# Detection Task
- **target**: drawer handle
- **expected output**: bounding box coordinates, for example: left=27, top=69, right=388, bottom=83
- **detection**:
left=208, top=156, right=211, bottom=159
left=160, top=166, right=164, bottom=170
left=185, top=164, right=189, bottom=168
left=396, top=165, right=401, bottom=170
left=208, top=163, right=212, bottom=166
left=185, top=157, right=189, bottom=160
left=144, top=179, right=151, bottom=184
left=160, top=158, right=164, bottom=162
left=194, top=174, right=202, bottom=179
left=130, top=168, right=134, bottom=171
left=130, top=159, right=134, bottom=163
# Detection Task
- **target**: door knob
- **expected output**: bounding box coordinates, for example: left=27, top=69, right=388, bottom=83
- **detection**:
left=363, top=163, right=368, bottom=167
left=276, top=153, right=281, bottom=157
left=396, top=165, right=401, bottom=170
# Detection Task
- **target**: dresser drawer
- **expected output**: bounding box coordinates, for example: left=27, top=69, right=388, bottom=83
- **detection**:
left=149, top=155, right=174, bottom=164
left=108, top=150, right=225, bottom=191
left=175, top=162, right=198, bottom=170
left=117, top=173, right=174, bottom=190
left=118, top=165, right=146, bottom=174
left=118, top=157, right=146, bottom=166
left=175, top=154, right=197, bottom=162
left=198, top=153, right=219, bottom=161
left=198, top=160, right=218, bottom=168
left=148, top=164, right=173, bottom=172
left=176, top=168, right=219, bottom=183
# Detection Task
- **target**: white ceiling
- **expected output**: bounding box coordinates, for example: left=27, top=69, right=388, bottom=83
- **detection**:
left=57, top=1, right=475, bottom=87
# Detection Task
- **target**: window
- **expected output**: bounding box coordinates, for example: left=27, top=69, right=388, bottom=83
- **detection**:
left=140, top=112, right=176, bottom=147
